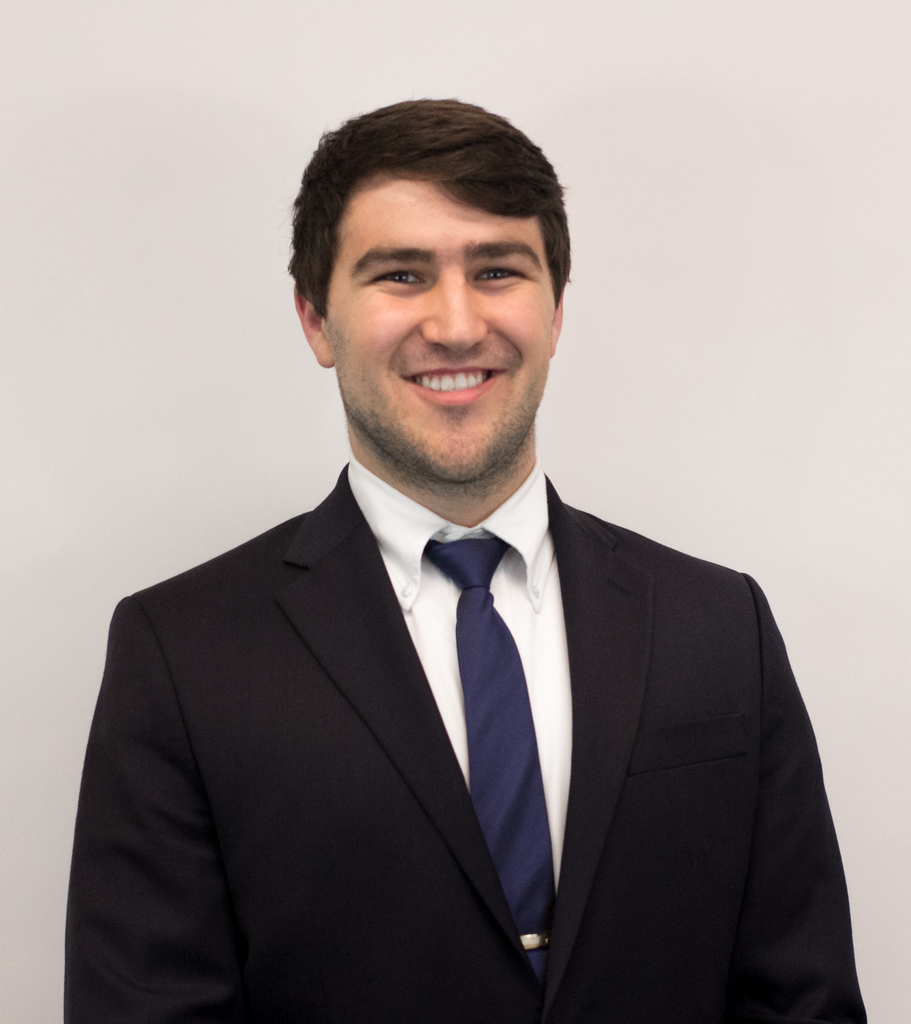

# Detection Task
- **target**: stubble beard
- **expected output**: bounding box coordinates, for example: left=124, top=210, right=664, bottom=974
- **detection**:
left=335, top=361, right=547, bottom=504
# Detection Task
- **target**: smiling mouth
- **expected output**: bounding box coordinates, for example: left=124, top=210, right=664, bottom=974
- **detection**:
left=412, top=370, right=492, bottom=393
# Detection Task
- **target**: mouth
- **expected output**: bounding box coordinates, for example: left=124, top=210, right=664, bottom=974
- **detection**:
left=411, top=370, right=492, bottom=393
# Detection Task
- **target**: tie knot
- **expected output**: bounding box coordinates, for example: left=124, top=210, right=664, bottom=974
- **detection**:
left=425, top=536, right=509, bottom=592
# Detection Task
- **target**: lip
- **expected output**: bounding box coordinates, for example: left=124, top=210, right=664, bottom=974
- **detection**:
left=405, top=368, right=501, bottom=406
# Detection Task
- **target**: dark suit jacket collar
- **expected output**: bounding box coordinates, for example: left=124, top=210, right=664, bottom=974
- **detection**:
left=280, top=470, right=654, bottom=1012
left=283, top=466, right=370, bottom=569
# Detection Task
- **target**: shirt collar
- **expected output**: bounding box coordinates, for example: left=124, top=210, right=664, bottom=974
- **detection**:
left=347, top=456, right=552, bottom=613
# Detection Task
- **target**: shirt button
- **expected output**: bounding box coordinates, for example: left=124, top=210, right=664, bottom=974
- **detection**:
left=401, top=582, right=414, bottom=598
left=530, top=584, right=540, bottom=599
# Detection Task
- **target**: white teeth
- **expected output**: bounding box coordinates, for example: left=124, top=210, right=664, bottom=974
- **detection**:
left=416, top=371, right=489, bottom=392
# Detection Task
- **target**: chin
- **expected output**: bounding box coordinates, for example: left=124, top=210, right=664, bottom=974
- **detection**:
left=387, top=439, right=531, bottom=494
left=347, top=402, right=536, bottom=494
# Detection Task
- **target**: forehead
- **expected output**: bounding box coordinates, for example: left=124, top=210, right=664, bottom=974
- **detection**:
left=335, top=177, right=546, bottom=261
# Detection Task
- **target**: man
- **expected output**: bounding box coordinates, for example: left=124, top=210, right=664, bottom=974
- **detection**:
left=66, top=99, right=866, bottom=1023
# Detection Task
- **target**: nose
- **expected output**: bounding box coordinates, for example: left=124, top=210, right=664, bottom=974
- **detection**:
left=420, top=274, right=487, bottom=348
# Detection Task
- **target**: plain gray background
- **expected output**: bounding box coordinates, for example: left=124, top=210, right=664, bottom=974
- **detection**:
left=2, top=2, right=909, bottom=1020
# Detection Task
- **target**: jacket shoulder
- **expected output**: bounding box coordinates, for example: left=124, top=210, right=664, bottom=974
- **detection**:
left=130, top=512, right=309, bottom=616
left=563, top=503, right=749, bottom=591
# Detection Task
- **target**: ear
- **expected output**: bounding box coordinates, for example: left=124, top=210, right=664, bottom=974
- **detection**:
left=549, top=291, right=565, bottom=358
left=294, top=290, right=335, bottom=368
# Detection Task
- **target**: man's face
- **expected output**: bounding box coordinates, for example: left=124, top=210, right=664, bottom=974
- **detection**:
left=297, top=177, right=563, bottom=499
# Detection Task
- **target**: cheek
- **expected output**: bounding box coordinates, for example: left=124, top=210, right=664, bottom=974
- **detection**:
left=514, top=319, right=560, bottom=366
left=349, top=302, right=416, bottom=360
left=493, top=296, right=557, bottom=350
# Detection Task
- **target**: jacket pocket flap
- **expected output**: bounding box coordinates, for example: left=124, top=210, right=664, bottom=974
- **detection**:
left=628, top=713, right=747, bottom=775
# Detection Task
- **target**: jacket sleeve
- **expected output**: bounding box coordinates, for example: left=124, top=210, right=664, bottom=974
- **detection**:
left=65, top=596, right=248, bottom=1023
left=725, top=576, right=866, bottom=1024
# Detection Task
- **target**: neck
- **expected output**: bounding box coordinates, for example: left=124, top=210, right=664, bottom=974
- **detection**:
left=349, top=435, right=536, bottom=528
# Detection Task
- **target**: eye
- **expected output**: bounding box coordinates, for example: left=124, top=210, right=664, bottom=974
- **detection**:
left=379, top=270, right=421, bottom=284
left=478, top=268, right=516, bottom=281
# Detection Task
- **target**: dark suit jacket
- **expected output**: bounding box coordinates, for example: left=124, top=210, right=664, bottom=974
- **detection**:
left=66, top=470, right=865, bottom=1023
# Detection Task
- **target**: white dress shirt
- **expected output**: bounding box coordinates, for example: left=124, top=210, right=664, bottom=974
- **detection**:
left=347, top=456, right=573, bottom=884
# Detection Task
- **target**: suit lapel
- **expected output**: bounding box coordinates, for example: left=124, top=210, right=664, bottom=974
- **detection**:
left=543, top=482, right=654, bottom=1014
left=276, top=470, right=521, bottom=950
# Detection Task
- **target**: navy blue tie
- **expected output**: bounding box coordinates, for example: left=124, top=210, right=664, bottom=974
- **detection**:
left=425, top=537, right=554, bottom=981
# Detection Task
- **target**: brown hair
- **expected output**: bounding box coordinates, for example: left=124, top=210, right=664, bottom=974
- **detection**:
left=289, top=99, right=570, bottom=317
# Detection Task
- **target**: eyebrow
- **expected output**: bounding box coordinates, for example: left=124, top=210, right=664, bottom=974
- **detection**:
left=351, top=241, right=543, bottom=277
left=352, top=248, right=434, bottom=275
left=463, top=241, right=542, bottom=269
